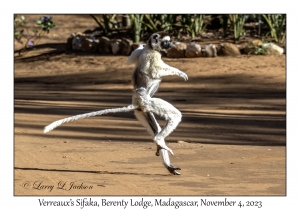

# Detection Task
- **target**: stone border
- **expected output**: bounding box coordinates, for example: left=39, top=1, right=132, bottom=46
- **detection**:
left=66, top=33, right=285, bottom=57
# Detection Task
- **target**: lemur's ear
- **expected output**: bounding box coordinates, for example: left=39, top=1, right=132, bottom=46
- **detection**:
left=152, top=34, right=158, bottom=43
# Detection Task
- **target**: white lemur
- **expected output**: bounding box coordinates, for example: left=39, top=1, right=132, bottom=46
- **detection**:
left=44, top=32, right=188, bottom=175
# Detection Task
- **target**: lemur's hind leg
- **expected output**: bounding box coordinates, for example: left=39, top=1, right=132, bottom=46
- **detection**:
left=159, top=149, right=181, bottom=175
left=143, top=98, right=182, bottom=151
left=134, top=110, right=161, bottom=155
left=134, top=110, right=169, bottom=156
left=134, top=110, right=181, bottom=175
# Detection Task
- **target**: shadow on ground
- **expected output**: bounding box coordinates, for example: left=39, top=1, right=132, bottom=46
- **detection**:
left=14, top=57, right=286, bottom=147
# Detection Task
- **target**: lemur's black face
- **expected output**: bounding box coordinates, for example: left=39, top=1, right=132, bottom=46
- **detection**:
left=161, top=40, right=172, bottom=50
left=148, top=32, right=173, bottom=51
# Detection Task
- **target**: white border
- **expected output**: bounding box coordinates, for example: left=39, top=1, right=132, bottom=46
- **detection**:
left=6, top=1, right=297, bottom=209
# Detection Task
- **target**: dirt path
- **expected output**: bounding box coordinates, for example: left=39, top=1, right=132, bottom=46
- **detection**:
left=14, top=15, right=286, bottom=196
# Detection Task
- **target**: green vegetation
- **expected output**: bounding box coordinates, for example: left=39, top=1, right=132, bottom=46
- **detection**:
left=14, top=15, right=55, bottom=55
left=174, top=14, right=210, bottom=39
left=229, top=14, right=247, bottom=43
left=129, top=14, right=144, bottom=42
left=14, top=14, right=285, bottom=57
left=88, top=14, right=285, bottom=44
left=262, top=14, right=286, bottom=43
left=90, top=14, right=119, bottom=36
left=248, top=39, right=269, bottom=55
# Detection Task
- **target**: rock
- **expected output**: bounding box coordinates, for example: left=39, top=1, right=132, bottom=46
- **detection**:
left=119, top=38, right=133, bottom=55
left=81, top=35, right=98, bottom=53
left=98, top=36, right=111, bottom=54
left=202, top=44, right=218, bottom=57
left=160, top=50, right=167, bottom=57
left=72, top=32, right=83, bottom=51
left=111, top=39, right=122, bottom=55
left=242, top=45, right=256, bottom=55
left=167, top=42, right=186, bottom=58
left=241, top=40, right=263, bottom=55
left=242, top=42, right=284, bottom=55
left=262, top=43, right=284, bottom=55
left=251, top=39, right=263, bottom=47
left=66, top=33, right=75, bottom=50
left=218, top=43, right=241, bottom=56
left=185, top=43, right=202, bottom=58
left=239, top=41, right=255, bottom=55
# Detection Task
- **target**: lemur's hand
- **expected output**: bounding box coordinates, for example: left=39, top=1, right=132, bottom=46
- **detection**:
left=179, top=71, right=188, bottom=81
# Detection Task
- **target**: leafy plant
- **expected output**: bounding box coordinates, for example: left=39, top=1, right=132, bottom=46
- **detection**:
left=159, top=14, right=177, bottom=31
left=229, top=14, right=246, bottom=43
left=14, top=15, right=26, bottom=44
left=248, top=39, right=270, bottom=55
left=142, top=14, right=176, bottom=33
left=129, top=14, right=144, bottom=42
left=90, top=14, right=119, bottom=36
left=262, top=14, right=286, bottom=43
left=174, top=14, right=210, bottom=39
left=14, top=15, right=55, bottom=55
left=37, top=16, right=55, bottom=33
left=190, top=14, right=209, bottom=38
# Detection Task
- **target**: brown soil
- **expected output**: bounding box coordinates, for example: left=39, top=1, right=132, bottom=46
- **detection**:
left=14, top=15, right=286, bottom=196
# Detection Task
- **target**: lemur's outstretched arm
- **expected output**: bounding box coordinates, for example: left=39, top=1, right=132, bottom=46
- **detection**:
left=152, top=62, right=188, bottom=81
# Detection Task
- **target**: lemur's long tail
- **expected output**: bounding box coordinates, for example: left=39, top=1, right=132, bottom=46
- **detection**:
left=44, top=104, right=136, bottom=133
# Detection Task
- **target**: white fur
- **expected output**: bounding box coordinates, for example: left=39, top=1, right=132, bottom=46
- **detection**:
left=44, top=105, right=136, bottom=133
left=139, top=46, right=188, bottom=80
left=161, top=36, right=171, bottom=41
left=127, top=44, right=145, bottom=65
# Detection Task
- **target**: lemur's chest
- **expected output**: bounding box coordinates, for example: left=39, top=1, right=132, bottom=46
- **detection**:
left=139, top=56, right=163, bottom=79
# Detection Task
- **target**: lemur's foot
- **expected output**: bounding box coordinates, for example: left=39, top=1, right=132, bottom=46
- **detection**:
left=167, top=164, right=181, bottom=175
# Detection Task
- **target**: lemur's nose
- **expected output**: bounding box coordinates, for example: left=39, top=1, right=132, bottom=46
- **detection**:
left=162, top=41, right=172, bottom=49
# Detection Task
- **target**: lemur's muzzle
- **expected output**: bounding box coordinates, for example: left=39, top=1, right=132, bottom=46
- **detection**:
left=161, top=40, right=172, bottom=50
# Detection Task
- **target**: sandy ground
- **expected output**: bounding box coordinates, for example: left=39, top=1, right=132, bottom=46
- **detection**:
left=14, top=15, right=286, bottom=196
